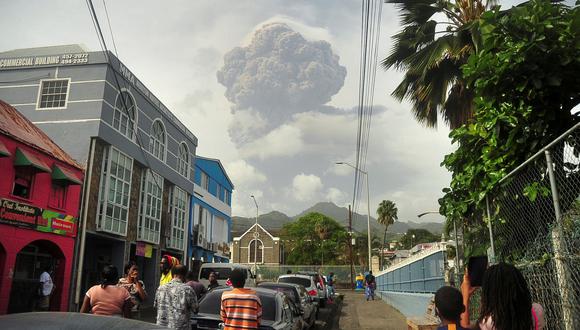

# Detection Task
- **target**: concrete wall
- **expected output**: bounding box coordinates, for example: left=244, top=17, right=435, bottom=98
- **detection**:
left=376, top=291, right=434, bottom=317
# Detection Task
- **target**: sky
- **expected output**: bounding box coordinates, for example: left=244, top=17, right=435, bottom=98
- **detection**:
left=1, top=0, right=513, bottom=223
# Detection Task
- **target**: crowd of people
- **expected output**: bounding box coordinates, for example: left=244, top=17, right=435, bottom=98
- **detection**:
left=75, top=254, right=544, bottom=330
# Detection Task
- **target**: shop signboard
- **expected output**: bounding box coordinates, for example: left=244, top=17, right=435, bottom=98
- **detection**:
left=136, top=242, right=153, bottom=258
left=0, top=198, right=39, bottom=228
left=37, top=209, right=77, bottom=237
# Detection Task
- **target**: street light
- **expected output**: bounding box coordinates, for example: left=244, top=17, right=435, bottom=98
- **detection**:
left=418, top=211, right=460, bottom=286
left=250, top=195, right=259, bottom=275
left=336, top=161, right=372, bottom=271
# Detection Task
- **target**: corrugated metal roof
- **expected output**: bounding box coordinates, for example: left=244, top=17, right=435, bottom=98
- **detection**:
left=0, top=100, right=83, bottom=170
left=0, top=44, right=88, bottom=58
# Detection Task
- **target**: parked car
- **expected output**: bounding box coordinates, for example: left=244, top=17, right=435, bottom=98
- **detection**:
left=0, top=312, right=164, bottom=330
left=192, top=287, right=302, bottom=330
left=198, top=263, right=256, bottom=288
left=296, top=272, right=328, bottom=305
left=258, top=282, right=317, bottom=329
left=278, top=274, right=325, bottom=308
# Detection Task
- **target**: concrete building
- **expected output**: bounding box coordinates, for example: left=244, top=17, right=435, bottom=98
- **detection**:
left=190, top=156, right=233, bottom=273
left=0, top=45, right=197, bottom=307
left=231, top=224, right=281, bottom=265
left=0, top=100, right=84, bottom=314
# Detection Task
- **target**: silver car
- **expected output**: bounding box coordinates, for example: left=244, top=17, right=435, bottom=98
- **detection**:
left=258, top=282, right=317, bottom=329
left=278, top=274, right=325, bottom=308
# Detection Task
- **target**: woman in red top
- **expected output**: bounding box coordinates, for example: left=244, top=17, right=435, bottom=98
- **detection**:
left=80, top=265, right=132, bottom=318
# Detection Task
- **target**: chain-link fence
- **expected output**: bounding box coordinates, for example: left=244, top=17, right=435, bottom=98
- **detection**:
left=487, top=123, right=580, bottom=329
left=255, top=265, right=364, bottom=288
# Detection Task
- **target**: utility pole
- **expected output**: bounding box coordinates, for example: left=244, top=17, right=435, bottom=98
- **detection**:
left=349, top=204, right=354, bottom=290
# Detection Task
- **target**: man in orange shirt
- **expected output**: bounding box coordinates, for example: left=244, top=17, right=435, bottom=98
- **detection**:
left=220, top=268, right=262, bottom=330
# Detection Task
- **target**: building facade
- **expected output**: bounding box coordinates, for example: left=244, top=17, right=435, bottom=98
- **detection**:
left=232, top=224, right=281, bottom=265
left=0, top=45, right=198, bottom=307
left=190, top=156, right=233, bottom=270
left=0, top=101, right=84, bottom=314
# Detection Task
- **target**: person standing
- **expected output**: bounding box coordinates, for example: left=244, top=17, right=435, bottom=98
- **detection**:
left=207, top=272, right=220, bottom=290
left=80, top=265, right=132, bottom=317
left=118, top=262, right=147, bottom=316
left=154, top=265, right=197, bottom=330
left=159, top=255, right=179, bottom=286
left=220, top=268, right=262, bottom=330
left=185, top=270, right=207, bottom=300
left=36, top=265, right=54, bottom=311
left=365, top=271, right=376, bottom=301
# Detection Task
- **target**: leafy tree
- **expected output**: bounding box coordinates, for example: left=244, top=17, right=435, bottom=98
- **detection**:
left=383, top=0, right=495, bottom=128
left=281, top=212, right=348, bottom=265
left=377, top=200, right=398, bottom=268
left=399, top=229, right=440, bottom=249
left=439, top=0, right=580, bottom=258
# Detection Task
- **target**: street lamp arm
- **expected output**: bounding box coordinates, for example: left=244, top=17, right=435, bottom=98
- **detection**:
left=417, top=211, right=440, bottom=218
left=335, top=161, right=367, bottom=175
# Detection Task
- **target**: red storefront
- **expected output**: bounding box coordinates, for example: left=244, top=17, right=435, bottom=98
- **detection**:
left=0, top=100, right=83, bottom=314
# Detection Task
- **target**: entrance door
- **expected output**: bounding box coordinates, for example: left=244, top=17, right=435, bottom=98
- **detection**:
left=8, top=240, right=64, bottom=313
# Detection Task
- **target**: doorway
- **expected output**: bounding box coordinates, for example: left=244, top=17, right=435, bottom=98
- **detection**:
left=8, top=240, right=65, bottom=313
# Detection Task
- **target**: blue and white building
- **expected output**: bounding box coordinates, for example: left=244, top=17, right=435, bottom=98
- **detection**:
left=190, top=156, right=233, bottom=264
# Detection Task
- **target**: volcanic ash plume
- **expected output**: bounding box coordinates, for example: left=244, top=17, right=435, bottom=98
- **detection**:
left=217, top=23, right=347, bottom=145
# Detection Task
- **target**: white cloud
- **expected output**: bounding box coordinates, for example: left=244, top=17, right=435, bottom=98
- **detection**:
left=240, top=124, right=303, bottom=160
left=292, top=173, right=323, bottom=201
left=325, top=187, right=348, bottom=205
left=224, top=159, right=267, bottom=187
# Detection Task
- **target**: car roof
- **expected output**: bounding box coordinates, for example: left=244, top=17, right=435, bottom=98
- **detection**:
left=259, top=282, right=302, bottom=290
left=278, top=274, right=312, bottom=280
left=209, top=286, right=281, bottom=298
left=0, top=312, right=164, bottom=329
left=297, top=271, right=319, bottom=276
left=200, top=263, right=250, bottom=269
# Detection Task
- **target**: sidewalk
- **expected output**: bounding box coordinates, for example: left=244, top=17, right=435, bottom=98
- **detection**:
left=338, top=290, right=407, bottom=330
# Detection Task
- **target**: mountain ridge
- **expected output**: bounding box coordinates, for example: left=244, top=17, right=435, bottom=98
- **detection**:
left=231, top=201, right=444, bottom=237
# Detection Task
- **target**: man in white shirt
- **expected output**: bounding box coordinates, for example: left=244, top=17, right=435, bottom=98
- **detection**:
left=37, top=265, right=54, bottom=311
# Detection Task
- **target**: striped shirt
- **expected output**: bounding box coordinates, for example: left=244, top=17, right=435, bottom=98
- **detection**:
left=220, top=288, right=262, bottom=330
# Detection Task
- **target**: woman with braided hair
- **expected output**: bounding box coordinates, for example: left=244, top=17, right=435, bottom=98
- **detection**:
left=460, top=262, right=544, bottom=330
left=80, top=265, right=132, bottom=317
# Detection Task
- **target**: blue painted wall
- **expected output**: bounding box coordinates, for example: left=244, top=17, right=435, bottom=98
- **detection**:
left=194, top=157, right=233, bottom=206
left=376, top=251, right=445, bottom=294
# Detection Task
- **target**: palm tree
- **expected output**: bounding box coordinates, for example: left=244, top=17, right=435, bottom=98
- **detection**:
left=382, top=0, right=495, bottom=128
left=377, top=200, right=398, bottom=269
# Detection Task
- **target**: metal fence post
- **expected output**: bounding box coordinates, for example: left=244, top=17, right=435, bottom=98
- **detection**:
left=485, top=195, right=496, bottom=263
left=545, top=150, right=576, bottom=330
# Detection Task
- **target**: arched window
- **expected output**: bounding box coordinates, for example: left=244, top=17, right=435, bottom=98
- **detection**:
left=113, top=91, right=136, bottom=139
left=149, top=120, right=166, bottom=160
left=248, top=239, right=263, bottom=264
left=177, top=142, right=189, bottom=178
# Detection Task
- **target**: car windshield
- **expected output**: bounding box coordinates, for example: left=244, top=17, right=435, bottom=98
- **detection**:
left=199, top=290, right=277, bottom=321
left=259, top=285, right=299, bottom=303
left=279, top=277, right=311, bottom=288
left=200, top=268, right=233, bottom=280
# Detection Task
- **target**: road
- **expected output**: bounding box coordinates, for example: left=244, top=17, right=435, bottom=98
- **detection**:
left=337, top=290, right=407, bottom=330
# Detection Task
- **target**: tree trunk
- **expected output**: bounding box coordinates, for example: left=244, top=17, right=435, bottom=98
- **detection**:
left=381, top=227, right=388, bottom=271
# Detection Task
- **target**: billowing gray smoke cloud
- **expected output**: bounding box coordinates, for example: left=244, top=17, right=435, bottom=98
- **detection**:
left=217, top=23, right=347, bottom=144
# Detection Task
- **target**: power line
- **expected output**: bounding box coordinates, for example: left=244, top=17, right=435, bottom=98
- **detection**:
left=85, top=0, right=163, bottom=191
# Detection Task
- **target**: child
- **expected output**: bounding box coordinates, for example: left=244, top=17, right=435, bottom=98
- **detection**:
left=435, top=286, right=469, bottom=330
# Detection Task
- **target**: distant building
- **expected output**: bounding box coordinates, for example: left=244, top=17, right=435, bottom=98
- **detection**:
left=231, top=224, right=281, bottom=265
left=190, top=156, right=233, bottom=269
left=0, top=45, right=198, bottom=305
left=0, top=100, right=84, bottom=314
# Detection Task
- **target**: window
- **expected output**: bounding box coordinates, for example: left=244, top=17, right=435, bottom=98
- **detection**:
left=12, top=167, right=34, bottom=199
left=49, top=183, right=67, bottom=209
left=225, top=190, right=231, bottom=205
left=216, top=184, right=222, bottom=200
left=169, top=186, right=188, bottom=251
left=177, top=143, right=189, bottom=178
left=37, top=79, right=70, bottom=109
left=248, top=239, right=263, bottom=264
left=97, top=146, right=133, bottom=236
left=200, top=171, right=209, bottom=190
left=149, top=120, right=166, bottom=161
left=138, top=170, right=163, bottom=244
left=113, top=91, right=136, bottom=139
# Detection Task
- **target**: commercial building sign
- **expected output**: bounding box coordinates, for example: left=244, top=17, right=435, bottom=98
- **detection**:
left=0, top=199, right=39, bottom=229
left=0, top=53, right=89, bottom=68
left=136, top=242, right=153, bottom=258
left=37, top=209, right=77, bottom=237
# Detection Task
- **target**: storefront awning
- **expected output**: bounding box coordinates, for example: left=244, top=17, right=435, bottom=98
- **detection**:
left=14, top=148, right=51, bottom=172
left=52, top=164, right=82, bottom=185
left=0, top=140, right=10, bottom=157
